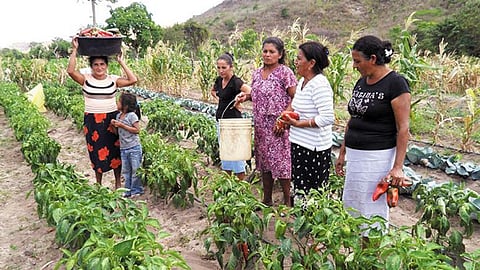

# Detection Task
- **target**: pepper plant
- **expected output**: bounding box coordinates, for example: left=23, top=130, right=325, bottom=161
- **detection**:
left=138, top=132, right=199, bottom=208
left=413, top=181, right=480, bottom=267
left=202, top=171, right=272, bottom=269
left=141, top=97, right=220, bottom=165
left=43, top=84, right=85, bottom=130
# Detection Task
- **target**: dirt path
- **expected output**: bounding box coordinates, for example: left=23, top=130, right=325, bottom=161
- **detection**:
left=1, top=107, right=479, bottom=269
left=0, top=110, right=62, bottom=269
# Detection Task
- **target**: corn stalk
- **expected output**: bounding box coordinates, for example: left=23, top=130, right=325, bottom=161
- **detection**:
left=462, top=88, right=480, bottom=151
left=194, top=41, right=224, bottom=101
left=148, top=41, right=193, bottom=96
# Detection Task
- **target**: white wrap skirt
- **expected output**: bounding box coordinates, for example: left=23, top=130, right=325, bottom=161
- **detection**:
left=342, top=147, right=395, bottom=233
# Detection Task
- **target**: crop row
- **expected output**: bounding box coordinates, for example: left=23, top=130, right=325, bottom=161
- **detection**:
left=0, top=82, right=190, bottom=269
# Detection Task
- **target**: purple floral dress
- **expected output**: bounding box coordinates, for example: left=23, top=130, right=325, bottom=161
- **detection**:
left=251, top=65, right=297, bottom=179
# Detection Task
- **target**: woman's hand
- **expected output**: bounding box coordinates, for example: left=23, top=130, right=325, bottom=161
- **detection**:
left=335, top=145, right=346, bottom=176
left=116, top=51, right=124, bottom=63
left=235, top=92, right=248, bottom=103
left=111, top=119, right=121, bottom=128
left=334, top=156, right=345, bottom=176
left=232, top=92, right=245, bottom=109
left=273, top=118, right=286, bottom=136
left=71, top=37, right=79, bottom=49
left=281, top=114, right=298, bottom=127
left=387, top=166, right=405, bottom=186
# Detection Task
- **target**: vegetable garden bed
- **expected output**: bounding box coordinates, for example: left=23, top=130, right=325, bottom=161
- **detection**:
left=1, top=82, right=480, bottom=269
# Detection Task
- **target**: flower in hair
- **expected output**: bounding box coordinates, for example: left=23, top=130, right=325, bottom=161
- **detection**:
left=385, top=49, right=393, bottom=57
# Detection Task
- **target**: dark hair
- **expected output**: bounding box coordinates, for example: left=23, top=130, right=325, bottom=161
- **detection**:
left=352, top=35, right=393, bottom=65
left=262, top=37, right=286, bottom=65
left=299, top=41, right=330, bottom=74
left=88, top=56, right=109, bottom=67
left=217, top=52, right=234, bottom=66
left=120, top=92, right=141, bottom=119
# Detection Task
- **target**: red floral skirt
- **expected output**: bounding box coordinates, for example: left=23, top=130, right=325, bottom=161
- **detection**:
left=83, top=111, right=121, bottom=174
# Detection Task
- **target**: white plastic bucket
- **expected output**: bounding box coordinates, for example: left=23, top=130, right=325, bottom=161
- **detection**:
left=219, top=118, right=252, bottom=161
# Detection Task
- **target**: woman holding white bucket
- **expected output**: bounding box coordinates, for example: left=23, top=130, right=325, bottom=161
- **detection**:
left=281, top=41, right=334, bottom=206
left=237, top=37, right=297, bottom=207
left=211, top=52, right=252, bottom=180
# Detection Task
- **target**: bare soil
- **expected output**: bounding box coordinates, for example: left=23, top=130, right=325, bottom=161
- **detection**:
left=1, top=103, right=479, bottom=269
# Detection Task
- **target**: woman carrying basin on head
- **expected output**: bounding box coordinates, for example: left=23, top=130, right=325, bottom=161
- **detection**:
left=67, top=36, right=138, bottom=189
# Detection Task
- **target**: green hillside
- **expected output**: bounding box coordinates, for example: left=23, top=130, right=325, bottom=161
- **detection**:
left=191, top=0, right=462, bottom=45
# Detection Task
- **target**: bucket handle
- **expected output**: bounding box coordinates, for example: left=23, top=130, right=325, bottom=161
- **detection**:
left=220, top=99, right=236, bottom=119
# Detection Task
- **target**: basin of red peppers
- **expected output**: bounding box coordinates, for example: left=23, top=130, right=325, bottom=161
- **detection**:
left=372, top=176, right=413, bottom=207
left=78, top=27, right=122, bottom=38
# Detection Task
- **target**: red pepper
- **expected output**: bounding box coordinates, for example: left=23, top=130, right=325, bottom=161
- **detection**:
left=79, top=27, right=92, bottom=36
left=238, top=242, right=249, bottom=261
left=387, top=186, right=399, bottom=207
left=275, top=119, right=286, bottom=129
left=372, top=179, right=389, bottom=201
left=280, top=111, right=299, bottom=121
left=275, top=111, right=299, bottom=130
left=97, top=29, right=114, bottom=37
left=401, top=178, right=413, bottom=187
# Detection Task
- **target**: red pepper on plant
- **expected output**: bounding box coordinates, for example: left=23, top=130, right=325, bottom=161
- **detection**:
left=237, top=242, right=249, bottom=261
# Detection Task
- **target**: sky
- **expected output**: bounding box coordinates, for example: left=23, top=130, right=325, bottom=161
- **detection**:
left=0, top=0, right=223, bottom=49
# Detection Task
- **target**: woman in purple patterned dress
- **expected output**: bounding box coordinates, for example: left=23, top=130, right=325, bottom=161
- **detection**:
left=238, top=37, right=297, bottom=207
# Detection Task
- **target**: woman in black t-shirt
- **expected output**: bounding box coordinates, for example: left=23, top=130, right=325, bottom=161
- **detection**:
left=211, top=52, right=252, bottom=180
left=334, top=35, right=411, bottom=237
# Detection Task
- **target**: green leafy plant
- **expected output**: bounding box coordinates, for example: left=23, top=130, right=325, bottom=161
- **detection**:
left=141, top=97, right=220, bottom=165
left=413, top=181, right=480, bottom=266
left=138, top=132, right=199, bottom=208
left=202, top=172, right=271, bottom=269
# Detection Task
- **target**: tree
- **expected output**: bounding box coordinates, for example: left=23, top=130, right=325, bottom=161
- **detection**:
left=183, top=20, right=209, bottom=56
left=415, top=0, right=480, bottom=57
left=0, top=48, right=25, bottom=59
left=78, top=0, right=118, bottom=26
left=28, top=43, right=49, bottom=59
left=162, top=23, right=187, bottom=47
left=49, top=38, right=71, bottom=59
left=106, top=2, right=162, bottom=58
left=447, top=0, right=480, bottom=57
left=161, top=21, right=210, bottom=56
